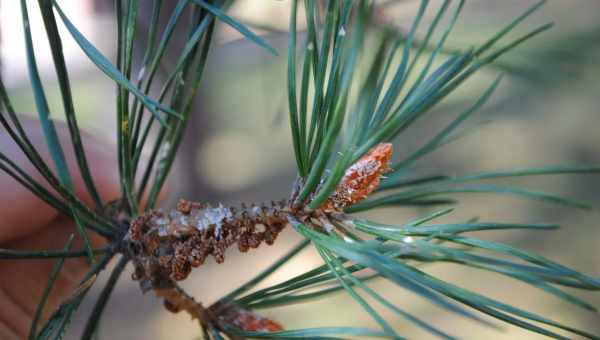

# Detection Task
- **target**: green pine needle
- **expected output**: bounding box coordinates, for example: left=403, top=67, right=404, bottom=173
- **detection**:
left=28, top=235, right=75, bottom=340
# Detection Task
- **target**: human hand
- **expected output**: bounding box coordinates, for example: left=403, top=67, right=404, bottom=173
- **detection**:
left=0, top=117, right=119, bottom=339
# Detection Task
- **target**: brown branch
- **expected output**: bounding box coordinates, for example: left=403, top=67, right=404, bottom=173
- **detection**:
left=122, top=143, right=393, bottom=334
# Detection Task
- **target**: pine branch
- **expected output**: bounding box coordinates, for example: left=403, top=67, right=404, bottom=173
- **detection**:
left=1, top=0, right=598, bottom=339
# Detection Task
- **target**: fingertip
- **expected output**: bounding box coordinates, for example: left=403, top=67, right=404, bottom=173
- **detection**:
left=0, top=117, right=120, bottom=242
left=66, top=130, right=120, bottom=208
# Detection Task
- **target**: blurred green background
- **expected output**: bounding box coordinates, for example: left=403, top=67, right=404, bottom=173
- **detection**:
left=2, top=0, right=600, bottom=338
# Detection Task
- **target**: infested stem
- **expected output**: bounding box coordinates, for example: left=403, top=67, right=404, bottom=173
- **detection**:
left=127, top=199, right=291, bottom=285
left=121, top=143, right=393, bottom=333
left=124, top=198, right=336, bottom=327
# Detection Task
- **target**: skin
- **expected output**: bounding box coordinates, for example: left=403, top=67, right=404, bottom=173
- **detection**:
left=0, top=117, right=120, bottom=339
